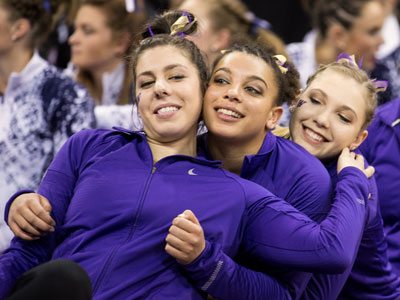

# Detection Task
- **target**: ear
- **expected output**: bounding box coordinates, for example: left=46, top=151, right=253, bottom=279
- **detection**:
left=349, top=129, right=368, bottom=150
left=10, top=18, right=31, bottom=42
left=266, top=106, right=283, bottom=130
left=326, top=23, right=348, bottom=50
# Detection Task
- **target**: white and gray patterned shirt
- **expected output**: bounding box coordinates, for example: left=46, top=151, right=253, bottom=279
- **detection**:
left=286, top=30, right=318, bottom=88
left=0, top=53, right=95, bottom=251
left=66, top=62, right=141, bottom=130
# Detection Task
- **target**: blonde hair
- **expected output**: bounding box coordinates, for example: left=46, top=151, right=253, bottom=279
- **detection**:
left=306, top=59, right=378, bottom=128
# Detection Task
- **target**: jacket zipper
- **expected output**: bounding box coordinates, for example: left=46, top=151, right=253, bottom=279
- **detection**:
left=92, top=165, right=157, bottom=294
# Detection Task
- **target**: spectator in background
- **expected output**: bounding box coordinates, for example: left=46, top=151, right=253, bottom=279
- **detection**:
left=376, top=0, right=399, bottom=59
left=243, top=0, right=312, bottom=43
left=286, top=0, right=385, bottom=87
left=67, top=0, right=146, bottom=129
left=178, top=0, right=288, bottom=67
left=39, top=0, right=80, bottom=69
left=371, top=0, right=400, bottom=104
left=0, top=0, right=95, bottom=252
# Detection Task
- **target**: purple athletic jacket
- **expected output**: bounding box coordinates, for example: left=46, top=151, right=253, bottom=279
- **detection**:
left=198, top=132, right=332, bottom=297
left=0, top=128, right=368, bottom=299
left=179, top=133, right=369, bottom=300
left=303, top=157, right=400, bottom=300
left=360, top=98, right=400, bottom=277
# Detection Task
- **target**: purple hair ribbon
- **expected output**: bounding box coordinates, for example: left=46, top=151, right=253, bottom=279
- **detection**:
left=43, top=0, right=51, bottom=12
left=372, top=80, right=388, bottom=92
left=182, top=11, right=192, bottom=23
left=336, top=52, right=364, bottom=69
left=148, top=26, right=155, bottom=37
left=125, top=0, right=136, bottom=13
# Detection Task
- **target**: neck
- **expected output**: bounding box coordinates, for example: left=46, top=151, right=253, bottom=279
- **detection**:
left=87, top=58, right=122, bottom=104
left=147, top=131, right=198, bottom=163
left=0, top=47, right=33, bottom=93
left=207, top=133, right=266, bottom=175
left=315, top=35, right=339, bottom=66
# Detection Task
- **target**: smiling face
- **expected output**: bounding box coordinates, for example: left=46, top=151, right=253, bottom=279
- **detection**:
left=203, top=51, right=282, bottom=147
left=135, top=45, right=203, bottom=143
left=289, top=69, right=368, bottom=160
left=343, top=1, right=384, bottom=71
left=68, top=5, right=123, bottom=73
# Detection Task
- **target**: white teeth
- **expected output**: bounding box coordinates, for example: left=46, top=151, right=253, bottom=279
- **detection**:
left=305, top=128, right=324, bottom=142
left=157, top=106, right=178, bottom=114
left=217, top=108, right=242, bottom=118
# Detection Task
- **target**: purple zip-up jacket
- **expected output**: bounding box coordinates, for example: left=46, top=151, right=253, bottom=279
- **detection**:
left=303, top=156, right=400, bottom=300
left=359, top=98, right=400, bottom=277
left=197, top=132, right=332, bottom=297
left=1, top=128, right=368, bottom=299
left=178, top=133, right=368, bottom=300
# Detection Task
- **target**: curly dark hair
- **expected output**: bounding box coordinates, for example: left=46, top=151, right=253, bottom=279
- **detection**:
left=212, top=41, right=301, bottom=106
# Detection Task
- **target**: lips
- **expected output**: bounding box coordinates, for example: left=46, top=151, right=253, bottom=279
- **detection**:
left=153, top=104, right=181, bottom=117
left=215, top=106, right=244, bottom=120
left=302, top=125, right=328, bottom=145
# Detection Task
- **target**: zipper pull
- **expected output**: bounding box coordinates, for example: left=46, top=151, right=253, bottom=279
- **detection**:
left=151, top=166, right=156, bottom=174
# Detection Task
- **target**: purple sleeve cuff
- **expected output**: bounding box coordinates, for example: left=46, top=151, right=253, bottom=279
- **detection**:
left=4, top=189, right=35, bottom=225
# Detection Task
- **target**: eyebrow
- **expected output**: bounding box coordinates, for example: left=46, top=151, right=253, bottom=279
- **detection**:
left=137, top=64, right=187, bottom=77
left=214, top=67, right=269, bottom=88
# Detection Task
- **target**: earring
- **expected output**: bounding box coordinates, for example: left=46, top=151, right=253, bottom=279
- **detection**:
left=289, top=105, right=295, bottom=113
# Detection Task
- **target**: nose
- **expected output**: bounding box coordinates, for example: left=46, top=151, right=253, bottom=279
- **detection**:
left=223, top=86, right=241, bottom=102
left=154, top=79, right=171, bottom=99
left=68, top=30, right=78, bottom=45
left=313, top=109, right=330, bottom=128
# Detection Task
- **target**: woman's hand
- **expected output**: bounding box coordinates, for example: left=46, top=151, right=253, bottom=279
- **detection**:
left=337, top=147, right=375, bottom=178
left=8, top=193, right=55, bottom=240
left=165, top=210, right=206, bottom=265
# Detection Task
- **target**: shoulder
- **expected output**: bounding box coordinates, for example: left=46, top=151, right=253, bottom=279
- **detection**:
left=220, top=169, right=276, bottom=206
left=275, top=136, right=329, bottom=174
left=67, top=128, right=137, bottom=152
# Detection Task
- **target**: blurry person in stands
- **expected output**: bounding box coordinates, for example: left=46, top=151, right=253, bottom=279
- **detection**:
left=178, top=0, right=287, bottom=67
left=67, top=0, right=146, bottom=129
left=0, top=0, right=95, bottom=252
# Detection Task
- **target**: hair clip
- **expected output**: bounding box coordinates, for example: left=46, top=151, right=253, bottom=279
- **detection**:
left=336, top=52, right=364, bottom=68
left=43, top=0, right=51, bottom=12
left=125, top=0, right=136, bottom=13
left=245, top=12, right=271, bottom=34
left=372, top=79, right=388, bottom=93
left=170, top=13, right=193, bottom=36
left=148, top=26, right=154, bottom=37
left=273, top=55, right=288, bottom=74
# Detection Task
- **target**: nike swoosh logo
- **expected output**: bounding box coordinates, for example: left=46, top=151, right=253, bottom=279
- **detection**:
left=188, top=168, right=198, bottom=176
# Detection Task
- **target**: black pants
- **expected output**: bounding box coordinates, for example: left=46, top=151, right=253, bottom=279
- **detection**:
left=6, top=259, right=92, bottom=300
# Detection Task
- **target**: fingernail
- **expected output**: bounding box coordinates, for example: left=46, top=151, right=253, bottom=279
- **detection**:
left=49, top=227, right=55, bottom=232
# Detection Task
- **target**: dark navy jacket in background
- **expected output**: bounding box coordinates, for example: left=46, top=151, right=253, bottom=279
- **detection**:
left=0, top=129, right=367, bottom=299
left=359, top=98, right=400, bottom=278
